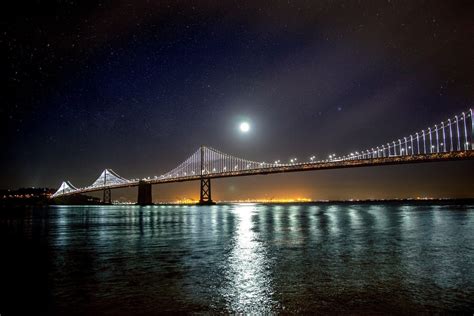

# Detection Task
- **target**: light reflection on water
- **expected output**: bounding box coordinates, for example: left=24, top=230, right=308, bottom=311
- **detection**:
left=0, top=203, right=473, bottom=314
left=221, top=204, right=277, bottom=313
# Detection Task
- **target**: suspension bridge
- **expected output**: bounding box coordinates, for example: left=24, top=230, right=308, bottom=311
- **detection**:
left=52, top=109, right=474, bottom=205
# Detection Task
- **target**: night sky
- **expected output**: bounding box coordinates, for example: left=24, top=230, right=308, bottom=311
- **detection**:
left=2, top=1, right=474, bottom=201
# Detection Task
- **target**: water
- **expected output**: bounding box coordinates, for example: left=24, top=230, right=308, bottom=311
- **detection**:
left=1, top=203, right=473, bottom=314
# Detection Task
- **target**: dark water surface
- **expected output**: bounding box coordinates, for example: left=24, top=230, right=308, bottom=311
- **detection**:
left=1, top=203, right=473, bottom=314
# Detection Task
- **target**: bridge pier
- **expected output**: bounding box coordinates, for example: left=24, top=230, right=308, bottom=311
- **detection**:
left=103, top=188, right=112, bottom=204
left=137, top=180, right=153, bottom=205
left=199, top=177, right=215, bottom=205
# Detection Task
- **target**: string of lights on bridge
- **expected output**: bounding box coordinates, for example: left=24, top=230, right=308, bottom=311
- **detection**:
left=332, top=110, right=472, bottom=161
left=52, top=109, right=473, bottom=198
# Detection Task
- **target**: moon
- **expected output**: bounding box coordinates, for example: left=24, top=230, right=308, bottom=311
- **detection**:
left=239, top=122, right=250, bottom=133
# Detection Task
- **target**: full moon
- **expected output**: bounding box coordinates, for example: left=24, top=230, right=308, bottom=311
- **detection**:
left=239, top=122, right=250, bottom=133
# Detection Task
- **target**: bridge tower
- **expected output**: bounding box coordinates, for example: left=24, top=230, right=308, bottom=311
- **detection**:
left=137, top=180, right=153, bottom=205
left=101, top=169, right=110, bottom=204
left=199, top=146, right=215, bottom=205
left=103, top=188, right=112, bottom=204
left=199, top=178, right=214, bottom=205
left=471, top=109, right=473, bottom=150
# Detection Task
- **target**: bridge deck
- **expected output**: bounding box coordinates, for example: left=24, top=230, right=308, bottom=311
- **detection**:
left=57, top=151, right=474, bottom=196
